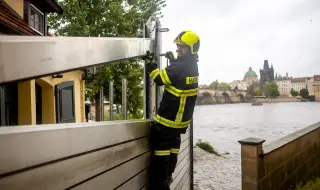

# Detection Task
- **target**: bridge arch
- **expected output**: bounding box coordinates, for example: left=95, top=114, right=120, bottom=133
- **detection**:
left=222, top=92, right=232, bottom=103
left=237, top=93, right=245, bottom=102
left=201, top=91, right=213, bottom=97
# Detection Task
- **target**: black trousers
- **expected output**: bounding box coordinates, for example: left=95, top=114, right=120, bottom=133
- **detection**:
left=149, top=121, right=182, bottom=190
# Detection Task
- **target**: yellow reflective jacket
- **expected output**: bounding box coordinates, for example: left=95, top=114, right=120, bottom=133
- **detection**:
left=147, top=54, right=199, bottom=133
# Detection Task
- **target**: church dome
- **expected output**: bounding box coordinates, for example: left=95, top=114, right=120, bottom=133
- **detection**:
left=244, top=67, right=257, bottom=77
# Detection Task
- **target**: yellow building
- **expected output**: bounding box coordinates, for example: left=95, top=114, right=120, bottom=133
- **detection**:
left=0, top=0, right=85, bottom=126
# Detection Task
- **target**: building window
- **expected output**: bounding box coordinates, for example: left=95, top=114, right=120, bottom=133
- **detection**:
left=29, top=4, right=44, bottom=35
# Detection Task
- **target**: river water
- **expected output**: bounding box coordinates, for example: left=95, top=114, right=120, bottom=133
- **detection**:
left=192, top=102, right=320, bottom=190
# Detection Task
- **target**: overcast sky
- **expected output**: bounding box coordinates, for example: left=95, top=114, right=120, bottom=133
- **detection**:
left=159, top=0, right=320, bottom=85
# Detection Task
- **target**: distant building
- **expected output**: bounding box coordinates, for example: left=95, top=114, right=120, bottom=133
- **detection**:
left=275, top=75, right=318, bottom=97
left=307, top=77, right=315, bottom=95
left=230, top=67, right=258, bottom=91
left=313, top=75, right=320, bottom=101
left=244, top=67, right=258, bottom=85
left=230, top=80, right=248, bottom=91
left=291, top=77, right=309, bottom=93
left=275, top=73, right=292, bottom=96
left=260, top=60, right=274, bottom=86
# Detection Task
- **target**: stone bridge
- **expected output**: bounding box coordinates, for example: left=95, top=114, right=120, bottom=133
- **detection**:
left=197, top=89, right=247, bottom=104
left=198, top=89, right=247, bottom=97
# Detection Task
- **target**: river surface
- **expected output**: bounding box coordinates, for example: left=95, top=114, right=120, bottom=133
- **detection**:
left=192, top=102, right=320, bottom=190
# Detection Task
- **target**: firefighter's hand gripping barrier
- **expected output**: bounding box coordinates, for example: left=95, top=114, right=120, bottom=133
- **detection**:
left=141, top=51, right=154, bottom=64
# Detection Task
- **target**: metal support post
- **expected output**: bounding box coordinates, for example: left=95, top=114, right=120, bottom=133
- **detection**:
left=122, top=78, right=127, bottom=120
left=190, top=118, right=194, bottom=190
left=143, top=21, right=153, bottom=119
left=109, top=81, right=114, bottom=121
left=93, top=66, right=104, bottom=122
left=100, top=88, right=104, bottom=121
left=154, top=18, right=162, bottom=112
left=95, top=87, right=104, bottom=121
left=95, top=88, right=104, bottom=121
left=0, top=85, right=5, bottom=126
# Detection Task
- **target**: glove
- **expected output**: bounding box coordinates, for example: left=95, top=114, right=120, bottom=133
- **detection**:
left=165, top=51, right=176, bottom=62
left=141, top=51, right=154, bottom=64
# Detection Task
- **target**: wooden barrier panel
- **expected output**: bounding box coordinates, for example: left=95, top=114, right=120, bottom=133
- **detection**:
left=171, top=128, right=192, bottom=190
left=0, top=120, right=193, bottom=190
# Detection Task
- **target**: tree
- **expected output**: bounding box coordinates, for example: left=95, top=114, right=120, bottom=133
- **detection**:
left=290, top=88, right=299, bottom=97
left=299, top=88, right=309, bottom=99
left=263, top=82, right=280, bottom=98
left=219, top=82, right=231, bottom=91
left=255, top=87, right=262, bottom=96
left=209, top=80, right=218, bottom=89
left=208, top=81, right=231, bottom=91
left=247, top=83, right=259, bottom=97
left=48, top=0, right=166, bottom=119
left=85, top=60, right=144, bottom=118
left=247, top=84, right=256, bottom=97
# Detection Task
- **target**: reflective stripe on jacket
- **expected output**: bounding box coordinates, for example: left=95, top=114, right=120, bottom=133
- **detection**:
left=147, top=54, right=199, bottom=132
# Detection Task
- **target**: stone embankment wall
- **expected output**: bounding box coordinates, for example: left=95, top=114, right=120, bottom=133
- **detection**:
left=239, top=122, right=320, bottom=190
left=197, top=96, right=243, bottom=105
left=197, top=96, right=306, bottom=105
left=254, top=97, right=300, bottom=103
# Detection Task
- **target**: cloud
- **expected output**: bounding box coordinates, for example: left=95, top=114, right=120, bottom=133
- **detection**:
left=160, top=0, right=320, bottom=84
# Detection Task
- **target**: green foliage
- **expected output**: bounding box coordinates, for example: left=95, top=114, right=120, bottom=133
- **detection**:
left=48, top=0, right=166, bottom=37
left=263, top=82, right=280, bottom=98
left=48, top=0, right=166, bottom=119
left=104, top=111, right=123, bottom=121
left=247, top=84, right=255, bottom=97
left=299, top=88, right=309, bottom=99
left=306, top=95, right=315, bottom=101
left=247, top=83, right=259, bottom=97
left=85, top=60, right=144, bottom=118
left=296, top=177, right=320, bottom=190
left=104, top=111, right=143, bottom=121
left=209, top=81, right=231, bottom=91
left=196, top=139, right=220, bottom=156
left=255, top=87, right=262, bottom=96
left=290, top=88, right=299, bottom=97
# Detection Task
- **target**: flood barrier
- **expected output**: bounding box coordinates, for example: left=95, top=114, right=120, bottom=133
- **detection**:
left=0, top=120, right=193, bottom=190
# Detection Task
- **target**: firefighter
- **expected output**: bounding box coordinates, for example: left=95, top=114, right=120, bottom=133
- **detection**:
left=143, top=30, right=200, bottom=190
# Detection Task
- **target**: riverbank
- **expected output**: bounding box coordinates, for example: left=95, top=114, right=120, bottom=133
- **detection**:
left=196, top=97, right=306, bottom=105
left=194, top=146, right=240, bottom=190
left=253, top=97, right=301, bottom=103
left=193, top=103, right=320, bottom=189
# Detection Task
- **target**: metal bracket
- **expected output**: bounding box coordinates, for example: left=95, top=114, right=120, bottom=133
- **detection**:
left=158, top=28, right=169, bottom=32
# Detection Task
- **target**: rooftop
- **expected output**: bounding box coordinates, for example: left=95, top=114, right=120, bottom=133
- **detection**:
left=276, top=77, right=292, bottom=81
left=291, top=77, right=310, bottom=83
left=244, top=67, right=257, bottom=78
left=0, top=0, right=36, bottom=35
left=0, top=0, right=62, bottom=35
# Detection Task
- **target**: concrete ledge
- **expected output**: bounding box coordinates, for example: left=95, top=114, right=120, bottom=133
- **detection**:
left=263, top=122, right=320, bottom=154
left=238, top=137, right=265, bottom=145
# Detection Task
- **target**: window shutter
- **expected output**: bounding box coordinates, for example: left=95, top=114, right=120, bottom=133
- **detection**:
left=55, top=81, right=75, bottom=123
